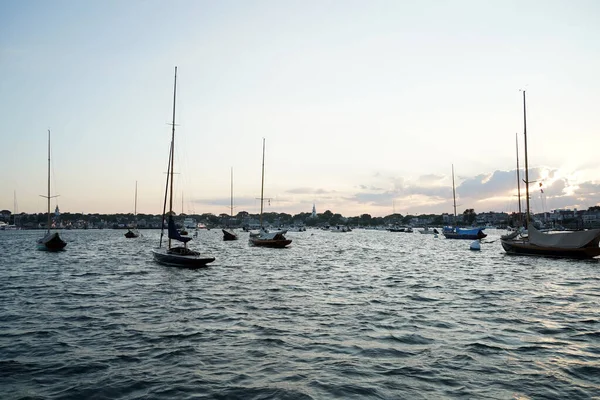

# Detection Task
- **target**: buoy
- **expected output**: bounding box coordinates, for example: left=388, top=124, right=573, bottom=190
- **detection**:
left=470, top=240, right=480, bottom=251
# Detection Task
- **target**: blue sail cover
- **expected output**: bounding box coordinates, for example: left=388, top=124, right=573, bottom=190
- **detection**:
left=456, top=227, right=485, bottom=235
left=168, top=215, right=192, bottom=243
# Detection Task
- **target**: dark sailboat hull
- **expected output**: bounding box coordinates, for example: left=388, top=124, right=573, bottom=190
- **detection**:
left=501, top=239, right=600, bottom=259
left=443, top=231, right=487, bottom=240
left=37, top=232, right=67, bottom=251
left=124, top=229, right=139, bottom=238
left=152, top=247, right=215, bottom=268
left=222, top=229, right=238, bottom=241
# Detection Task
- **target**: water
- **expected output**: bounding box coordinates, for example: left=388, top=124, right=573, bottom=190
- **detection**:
left=1, top=228, right=599, bottom=399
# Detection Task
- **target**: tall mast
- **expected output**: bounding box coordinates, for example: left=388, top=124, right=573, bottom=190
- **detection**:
left=260, top=138, right=265, bottom=228
left=134, top=181, right=138, bottom=216
left=516, top=133, right=522, bottom=226
left=168, top=66, right=177, bottom=248
left=230, top=167, right=234, bottom=217
left=13, top=190, right=16, bottom=226
left=47, top=130, right=51, bottom=233
left=452, top=164, right=457, bottom=226
left=522, top=90, right=530, bottom=228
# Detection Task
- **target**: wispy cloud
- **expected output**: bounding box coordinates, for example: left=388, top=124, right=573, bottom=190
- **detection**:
left=285, top=187, right=336, bottom=195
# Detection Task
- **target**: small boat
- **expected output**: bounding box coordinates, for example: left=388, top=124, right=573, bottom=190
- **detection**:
left=388, top=226, right=405, bottom=232
left=442, top=164, right=486, bottom=240
left=222, top=228, right=238, bottom=241
left=37, top=130, right=67, bottom=251
left=152, top=67, right=215, bottom=268
left=419, top=227, right=439, bottom=235
left=248, top=138, right=291, bottom=248
left=443, top=226, right=486, bottom=240
left=249, top=229, right=292, bottom=248
left=501, top=91, right=600, bottom=258
left=124, top=181, right=140, bottom=238
left=124, top=229, right=139, bottom=238
left=222, top=168, right=238, bottom=241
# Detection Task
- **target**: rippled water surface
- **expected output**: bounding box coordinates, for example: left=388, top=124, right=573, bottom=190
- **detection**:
left=1, top=228, right=599, bottom=399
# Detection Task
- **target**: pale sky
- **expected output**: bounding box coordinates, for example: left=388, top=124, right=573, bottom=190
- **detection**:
left=1, top=0, right=599, bottom=218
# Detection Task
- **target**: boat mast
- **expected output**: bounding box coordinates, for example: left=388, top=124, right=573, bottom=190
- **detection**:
left=515, top=133, right=522, bottom=226
left=452, top=164, right=457, bottom=226
left=522, top=90, right=531, bottom=228
left=259, top=138, right=265, bottom=229
left=47, top=130, right=51, bottom=233
left=134, top=181, right=138, bottom=217
left=230, top=167, right=234, bottom=217
left=168, top=66, right=178, bottom=248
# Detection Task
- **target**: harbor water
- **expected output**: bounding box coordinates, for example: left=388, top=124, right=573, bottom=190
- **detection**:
left=1, top=228, right=599, bottom=399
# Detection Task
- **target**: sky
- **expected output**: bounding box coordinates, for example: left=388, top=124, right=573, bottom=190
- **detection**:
left=1, top=0, right=599, bottom=218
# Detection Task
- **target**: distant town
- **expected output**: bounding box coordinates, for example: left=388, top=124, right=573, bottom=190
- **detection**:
left=3, top=205, right=600, bottom=230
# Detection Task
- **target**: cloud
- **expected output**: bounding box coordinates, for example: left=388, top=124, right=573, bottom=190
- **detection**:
left=358, top=184, right=384, bottom=191
left=418, top=174, right=445, bottom=185
left=577, top=182, right=600, bottom=196
left=196, top=196, right=258, bottom=208
left=285, top=187, right=335, bottom=195
left=458, top=170, right=516, bottom=199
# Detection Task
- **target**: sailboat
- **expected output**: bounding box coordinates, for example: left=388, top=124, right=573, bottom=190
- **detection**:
left=501, top=91, right=600, bottom=258
left=222, top=167, right=238, bottom=241
left=248, top=138, right=291, bottom=248
left=37, top=130, right=67, bottom=251
left=152, top=67, right=215, bottom=267
left=125, top=181, right=140, bottom=238
left=442, top=164, right=486, bottom=240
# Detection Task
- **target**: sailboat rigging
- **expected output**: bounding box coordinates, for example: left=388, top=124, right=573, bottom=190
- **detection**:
left=152, top=66, right=215, bottom=267
left=125, top=181, right=140, bottom=238
left=37, top=130, right=67, bottom=251
left=500, top=90, right=600, bottom=258
left=248, top=138, right=291, bottom=248
left=222, top=167, right=238, bottom=241
left=442, top=164, right=486, bottom=240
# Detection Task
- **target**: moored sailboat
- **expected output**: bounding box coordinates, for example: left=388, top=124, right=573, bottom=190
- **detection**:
left=152, top=67, right=215, bottom=267
left=37, top=130, right=67, bottom=251
left=249, top=138, right=291, bottom=248
left=501, top=91, right=600, bottom=258
left=222, top=167, right=238, bottom=241
left=125, top=181, right=140, bottom=238
left=442, top=164, right=486, bottom=240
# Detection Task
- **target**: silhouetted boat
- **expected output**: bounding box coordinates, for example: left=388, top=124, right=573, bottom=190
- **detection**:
left=223, top=168, right=238, bottom=241
left=442, top=164, right=486, bottom=240
left=125, top=181, right=140, bottom=238
left=37, top=130, right=67, bottom=251
left=249, top=138, right=291, bottom=248
left=152, top=67, right=215, bottom=267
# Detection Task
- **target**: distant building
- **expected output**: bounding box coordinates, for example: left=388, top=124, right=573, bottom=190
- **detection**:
left=311, top=203, right=317, bottom=218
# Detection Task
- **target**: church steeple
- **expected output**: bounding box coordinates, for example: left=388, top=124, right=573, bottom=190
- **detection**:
left=311, top=203, right=316, bottom=218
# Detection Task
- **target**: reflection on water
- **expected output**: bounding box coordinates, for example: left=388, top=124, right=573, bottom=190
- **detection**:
left=1, top=228, right=599, bottom=399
